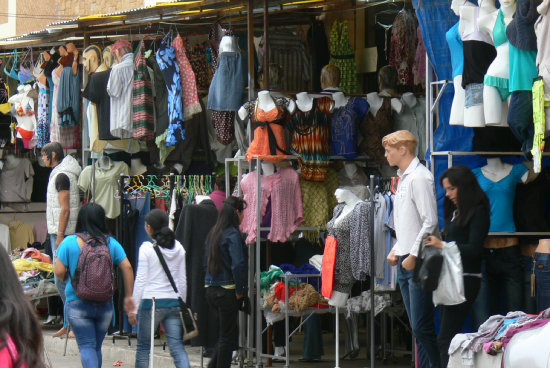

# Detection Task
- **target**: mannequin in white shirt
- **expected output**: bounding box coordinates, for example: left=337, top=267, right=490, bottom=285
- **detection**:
left=238, top=90, right=296, bottom=120
left=130, top=158, right=147, bottom=176
left=481, top=157, right=528, bottom=183
left=478, top=0, right=516, bottom=126
left=332, top=91, right=348, bottom=109
left=460, top=0, right=497, bottom=127
left=98, top=155, right=113, bottom=170
left=219, top=35, right=239, bottom=53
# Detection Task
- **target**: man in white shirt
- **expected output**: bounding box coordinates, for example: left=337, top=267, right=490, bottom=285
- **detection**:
left=383, top=130, right=440, bottom=368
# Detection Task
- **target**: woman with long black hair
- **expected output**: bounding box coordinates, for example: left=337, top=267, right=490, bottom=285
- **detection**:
left=0, top=246, right=44, bottom=368
left=205, top=196, right=247, bottom=368
left=129, top=209, right=190, bottom=368
left=424, top=165, right=491, bottom=367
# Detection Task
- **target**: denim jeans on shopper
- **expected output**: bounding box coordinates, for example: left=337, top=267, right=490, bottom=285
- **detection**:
left=535, top=253, right=550, bottom=311
left=485, top=246, right=524, bottom=315
left=50, top=234, right=67, bottom=305
left=135, top=303, right=190, bottom=368
left=397, top=257, right=440, bottom=368
left=470, top=260, right=490, bottom=330
left=66, top=300, right=113, bottom=368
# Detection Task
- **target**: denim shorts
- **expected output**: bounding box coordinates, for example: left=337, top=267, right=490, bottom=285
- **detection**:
left=465, top=83, right=484, bottom=108
left=207, top=52, right=245, bottom=111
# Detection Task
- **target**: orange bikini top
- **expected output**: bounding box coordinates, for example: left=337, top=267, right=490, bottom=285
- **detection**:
left=254, top=99, right=285, bottom=123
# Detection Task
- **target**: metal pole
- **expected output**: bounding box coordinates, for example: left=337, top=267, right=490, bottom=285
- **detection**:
left=335, top=307, right=340, bottom=368
left=263, top=0, right=269, bottom=90
left=247, top=0, right=255, bottom=146
left=369, top=175, right=376, bottom=368
left=255, top=158, right=263, bottom=368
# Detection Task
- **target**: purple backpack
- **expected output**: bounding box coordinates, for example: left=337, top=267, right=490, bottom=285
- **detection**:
left=71, top=233, right=115, bottom=302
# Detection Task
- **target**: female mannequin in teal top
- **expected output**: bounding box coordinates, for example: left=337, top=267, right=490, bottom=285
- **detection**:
left=479, top=0, right=517, bottom=126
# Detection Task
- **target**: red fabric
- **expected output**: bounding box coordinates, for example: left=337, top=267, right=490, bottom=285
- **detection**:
left=0, top=334, right=25, bottom=368
left=321, top=235, right=338, bottom=298
left=274, top=282, right=298, bottom=302
left=154, top=197, right=167, bottom=212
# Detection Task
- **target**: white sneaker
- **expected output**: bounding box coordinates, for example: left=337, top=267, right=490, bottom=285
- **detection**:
left=273, top=346, right=285, bottom=361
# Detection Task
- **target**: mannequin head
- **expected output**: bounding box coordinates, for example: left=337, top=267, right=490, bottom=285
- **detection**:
left=82, top=45, right=103, bottom=74
left=378, top=65, right=398, bottom=93
left=334, top=188, right=361, bottom=205
left=112, top=39, right=132, bottom=63
left=103, top=45, right=114, bottom=68
left=382, top=130, right=417, bottom=168
left=321, top=64, right=341, bottom=90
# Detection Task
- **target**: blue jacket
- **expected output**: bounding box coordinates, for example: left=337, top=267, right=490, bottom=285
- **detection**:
left=204, top=226, right=247, bottom=295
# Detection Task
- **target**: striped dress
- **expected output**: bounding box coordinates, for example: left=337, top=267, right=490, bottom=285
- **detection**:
left=289, top=96, right=333, bottom=181
left=132, top=40, right=155, bottom=140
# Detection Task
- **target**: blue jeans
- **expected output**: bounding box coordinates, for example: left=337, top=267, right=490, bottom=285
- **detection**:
left=66, top=300, right=113, bottom=368
left=136, top=304, right=190, bottom=368
left=397, top=257, right=440, bottom=368
left=508, top=90, right=534, bottom=158
left=50, top=234, right=67, bottom=305
left=465, top=83, right=484, bottom=108
left=535, top=253, right=550, bottom=311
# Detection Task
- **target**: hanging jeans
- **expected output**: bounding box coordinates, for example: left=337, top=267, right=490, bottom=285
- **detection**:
left=508, top=91, right=534, bottom=159
left=535, top=253, right=550, bottom=311
left=397, top=257, right=440, bottom=368
left=485, top=246, right=524, bottom=315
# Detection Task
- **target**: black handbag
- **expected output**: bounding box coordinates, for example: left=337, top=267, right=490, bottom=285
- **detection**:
left=152, top=243, right=199, bottom=341
left=414, top=236, right=443, bottom=292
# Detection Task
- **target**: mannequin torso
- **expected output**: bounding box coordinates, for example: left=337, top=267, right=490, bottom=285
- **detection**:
left=366, top=91, right=402, bottom=116
left=261, top=162, right=275, bottom=176
left=333, top=188, right=362, bottom=225
left=332, top=92, right=348, bottom=109
left=4, top=154, right=21, bottom=171
left=295, top=92, right=314, bottom=111
left=343, top=162, right=358, bottom=179
left=481, top=157, right=527, bottom=182
left=238, top=90, right=296, bottom=120
left=130, top=158, right=147, bottom=176
left=219, top=35, right=239, bottom=53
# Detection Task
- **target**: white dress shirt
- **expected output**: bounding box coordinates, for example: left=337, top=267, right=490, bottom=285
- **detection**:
left=392, top=157, right=438, bottom=257
left=106, top=52, right=134, bottom=139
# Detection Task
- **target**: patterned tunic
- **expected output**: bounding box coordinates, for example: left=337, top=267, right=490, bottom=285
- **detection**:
left=133, top=40, right=155, bottom=140
left=358, top=97, right=393, bottom=165
left=36, top=81, right=50, bottom=148
left=329, top=20, right=358, bottom=94
left=330, top=98, right=369, bottom=159
left=173, top=35, right=202, bottom=120
left=390, top=10, right=418, bottom=86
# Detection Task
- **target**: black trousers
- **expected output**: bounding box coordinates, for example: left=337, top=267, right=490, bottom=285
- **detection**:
left=438, top=276, right=481, bottom=368
left=206, top=286, right=239, bottom=368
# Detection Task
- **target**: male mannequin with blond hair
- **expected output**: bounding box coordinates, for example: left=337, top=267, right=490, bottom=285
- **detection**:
left=382, top=130, right=440, bottom=368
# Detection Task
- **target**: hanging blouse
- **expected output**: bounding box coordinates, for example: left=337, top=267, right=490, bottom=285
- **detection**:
left=240, top=167, right=304, bottom=244
left=133, top=40, right=155, bottom=140
left=244, top=97, right=292, bottom=163
left=358, top=97, right=393, bottom=165
left=330, top=98, right=369, bottom=159
left=413, top=26, right=426, bottom=86
left=329, top=20, right=358, bottom=94
left=288, top=97, right=333, bottom=181
left=156, top=35, right=185, bottom=146
left=49, top=71, right=61, bottom=144
left=36, top=81, right=50, bottom=148
left=187, top=43, right=212, bottom=91
left=390, top=10, right=418, bottom=86
left=173, top=34, right=202, bottom=120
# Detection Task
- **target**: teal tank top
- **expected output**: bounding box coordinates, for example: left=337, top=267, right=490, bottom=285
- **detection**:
left=493, top=10, right=507, bottom=47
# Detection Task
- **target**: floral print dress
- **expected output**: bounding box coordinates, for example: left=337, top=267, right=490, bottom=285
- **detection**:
left=156, top=35, right=185, bottom=146
left=36, top=81, right=50, bottom=147
left=173, top=34, right=202, bottom=120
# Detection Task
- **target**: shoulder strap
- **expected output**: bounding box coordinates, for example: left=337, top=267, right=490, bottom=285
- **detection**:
left=152, top=242, right=179, bottom=295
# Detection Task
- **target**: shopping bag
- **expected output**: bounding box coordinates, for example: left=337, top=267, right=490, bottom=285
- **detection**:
left=433, top=241, right=466, bottom=306
left=178, top=299, right=199, bottom=341
left=321, top=235, right=338, bottom=298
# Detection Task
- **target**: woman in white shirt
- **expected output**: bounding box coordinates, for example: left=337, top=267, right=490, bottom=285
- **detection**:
left=129, top=209, right=190, bottom=368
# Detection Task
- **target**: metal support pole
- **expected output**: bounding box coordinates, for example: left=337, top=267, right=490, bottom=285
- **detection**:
left=247, top=0, right=255, bottom=146
left=255, top=158, right=263, bottom=368
left=369, top=174, right=376, bottom=368
left=263, top=0, right=269, bottom=90
left=335, top=307, right=340, bottom=368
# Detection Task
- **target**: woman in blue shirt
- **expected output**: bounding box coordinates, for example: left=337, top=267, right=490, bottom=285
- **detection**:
left=54, top=203, right=135, bottom=368
left=205, top=196, right=247, bottom=368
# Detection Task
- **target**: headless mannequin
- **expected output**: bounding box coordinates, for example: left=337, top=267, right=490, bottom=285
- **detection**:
left=218, top=35, right=239, bottom=53
left=130, top=158, right=147, bottom=176
left=343, top=162, right=358, bottom=179
left=401, top=92, right=417, bottom=108
left=332, top=91, right=348, bottom=109
left=238, top=90, right=296, bottom=120
left=366, top=71, right=402, bottom=115
left=98, top=155, right=113, bottom=170
left=261, top=162, right=275, bottom=176
left=449, top=0, right=475, bottom=125
left=196, top=195, right=211, bottom=204
left=460, top=0, right=497, bottom=127
left=295, top=91, right=334, bottom=113
left=479, top=0, right=516, bottom=127
left=4, top=154, right=21, bottom=170
left=329, top=188, right=362, bottom=307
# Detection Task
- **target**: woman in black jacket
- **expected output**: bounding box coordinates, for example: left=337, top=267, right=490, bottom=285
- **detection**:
left=424, top=165, right=490, bottom=367
left=204, top=196, right=247, bottom=368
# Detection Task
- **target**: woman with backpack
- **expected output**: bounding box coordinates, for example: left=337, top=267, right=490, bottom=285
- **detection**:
left=128, top=209, right=190, bottom=368
left=54, top=203, right=135, bottom=368
left=204, top=196, right=248, bottom=368
left=0, top=246, right=45, bottom=368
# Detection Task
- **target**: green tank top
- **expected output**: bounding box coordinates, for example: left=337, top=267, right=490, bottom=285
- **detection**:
left=493, top=10, right=507, bottom=47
